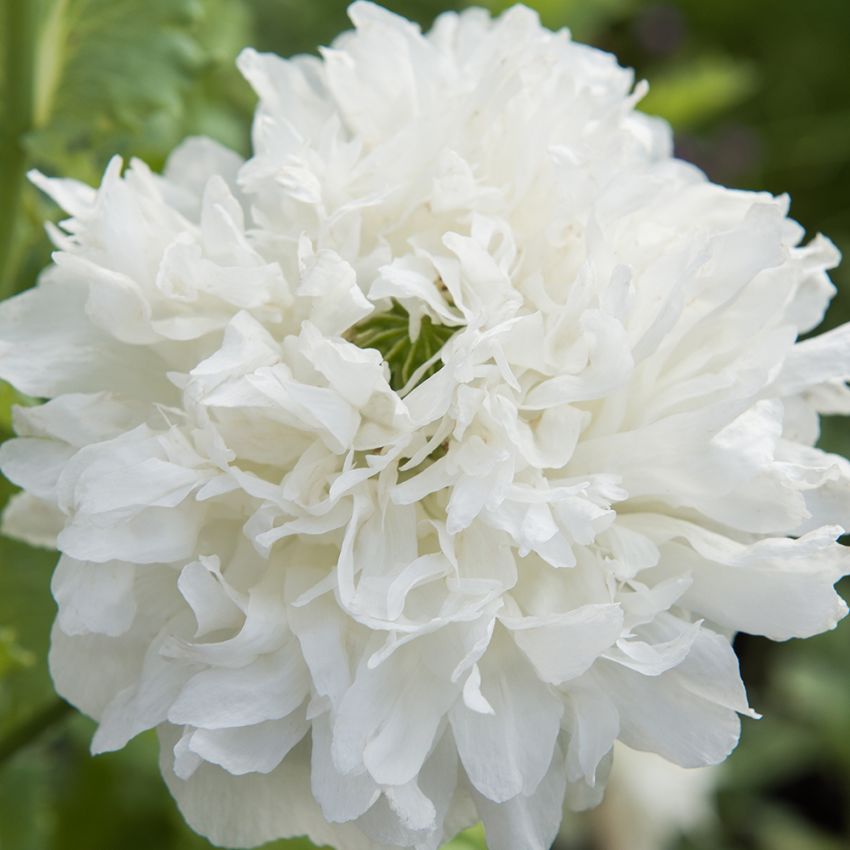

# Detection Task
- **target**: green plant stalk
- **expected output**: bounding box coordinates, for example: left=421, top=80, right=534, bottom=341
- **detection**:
left=0, top=698, right=73, bottom=766
left=0, top=0, right=40, bottom=299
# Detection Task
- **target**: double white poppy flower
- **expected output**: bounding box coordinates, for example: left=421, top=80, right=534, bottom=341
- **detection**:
left=1, top=4, right=848, bottom=849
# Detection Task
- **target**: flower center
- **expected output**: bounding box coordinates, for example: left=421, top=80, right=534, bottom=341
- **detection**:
left=346, top=300, right=460, bottom=392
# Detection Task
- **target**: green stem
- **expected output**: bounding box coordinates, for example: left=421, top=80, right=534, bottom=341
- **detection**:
left=0, top=0, right=40, bottom=299
left=0, top=697, right=74, bottom=766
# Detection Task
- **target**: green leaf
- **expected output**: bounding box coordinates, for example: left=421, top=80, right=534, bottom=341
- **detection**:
left=0, top=533, right=58, bottom=740
left=0, top=627, right=35, bottom=678
left=477, top=0, right=636, bottom=39
left=0, top=0, right=255, bottom=299
left=25, top=0, right=214, bottom=178
left=441, top=824, right=487, bottom=850
left=0, top=739, right=54, bottom=850
left=0, top=380, right=35, bottom=435
left=640, top=54, right=759, bottom=130
left=817, top=414, right=850, bottom=461
left=0, top=0, right=41, bottom=298
left=0, top=422, right=59, bottom=740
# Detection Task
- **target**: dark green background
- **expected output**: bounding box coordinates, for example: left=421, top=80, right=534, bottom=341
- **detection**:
left=1, top=2, right=848, bottom=849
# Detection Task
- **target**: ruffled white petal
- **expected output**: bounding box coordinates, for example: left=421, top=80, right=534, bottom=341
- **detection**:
left=1, top=3, right=848, bottom=848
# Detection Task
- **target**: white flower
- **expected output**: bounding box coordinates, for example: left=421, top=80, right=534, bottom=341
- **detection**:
left=589, top=743, right=717, bottom=850
left=1, top=3, right=849, bottom=849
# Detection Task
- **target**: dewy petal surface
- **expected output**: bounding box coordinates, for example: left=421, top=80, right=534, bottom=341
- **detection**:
left=1, top=2, right=848, bottom=849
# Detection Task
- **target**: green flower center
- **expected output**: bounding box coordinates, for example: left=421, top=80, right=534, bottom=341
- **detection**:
left=347, top=301, right=460, bottom=392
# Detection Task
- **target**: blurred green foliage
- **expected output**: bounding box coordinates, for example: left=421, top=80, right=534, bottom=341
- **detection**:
left=639, top=54, right=758, bottom=130
left=1, top=1, right=849, bottom=849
